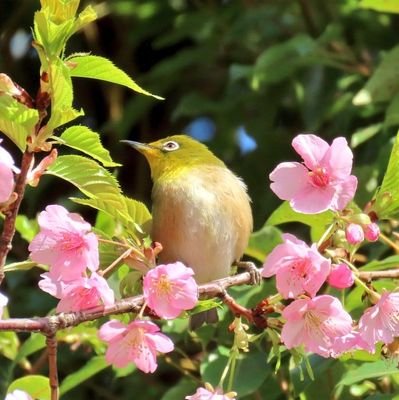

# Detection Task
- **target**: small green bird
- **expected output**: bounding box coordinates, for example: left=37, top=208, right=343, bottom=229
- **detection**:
left=123, top=135, right=253, bottom=327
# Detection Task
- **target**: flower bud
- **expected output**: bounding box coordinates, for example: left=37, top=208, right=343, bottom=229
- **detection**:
left=364, top=222, right=380, bottom=242
left=327, top=263, right=354, bottom=289
left=346, top=223, right=364, bottom=245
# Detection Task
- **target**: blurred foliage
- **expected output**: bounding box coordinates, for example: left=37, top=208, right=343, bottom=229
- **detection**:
left=2, top=0, right=399, bottom=399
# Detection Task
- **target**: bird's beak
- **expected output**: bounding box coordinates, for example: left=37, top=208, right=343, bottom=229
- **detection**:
left=120, top=140, right=158, bottom=155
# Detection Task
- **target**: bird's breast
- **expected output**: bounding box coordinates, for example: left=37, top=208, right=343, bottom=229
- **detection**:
left=151, top=166, right=252, bottom=283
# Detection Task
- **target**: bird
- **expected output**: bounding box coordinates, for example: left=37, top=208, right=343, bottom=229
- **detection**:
left=123, top=135, right=253, bottom=328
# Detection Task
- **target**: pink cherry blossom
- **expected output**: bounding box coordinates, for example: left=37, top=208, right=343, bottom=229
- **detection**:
left=281, top=295, right=353, bottom=357
left=0, top=292, right=8, bottom=319
left=39, top=272, right=114, bottom=313
left=98, top=319, right=174, bottom=373
left=29, top=205, right=99, bottom=280
left=186, top=385, right=237, bottom=400
left=143, top=262, right=198, bottom=319
left=364, top=222, right=380, bottom=242
left=358, top=292, right=399, bottom=349
left=5, top=390, right=33, bottom=400
left=327, top=263, right=354, bottom=289
left=331, top=330, right=374, bottom=357
left=262, top=233, right=330, bottom=299
left=270, top=134, right=357, bottom=214
left=0, top=139, right=18, bottom=203
left=345, top=223, right=364, bottom=245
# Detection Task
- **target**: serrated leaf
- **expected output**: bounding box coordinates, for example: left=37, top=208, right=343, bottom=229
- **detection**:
left=8, top=376, right=50, bottom=400
left=60, top=356, right=108, bottom=394
left=372, top=131, right=399, bottom=218
left=39, top=107, right=83, bottom=140
left=46, top=154, right=121, bottom=198
left=353, top=46, right=399, bottom=105
left=266, top=201, right=335, bottom=242
left=123, top=196, right=152, bottom=234
left=67, top=55, right=163, bottom=99
left=57, top=125, right=120, bottom=167
left=0, top=95, right=39, bottom=151
left=50, top=59, right=73, bottom=111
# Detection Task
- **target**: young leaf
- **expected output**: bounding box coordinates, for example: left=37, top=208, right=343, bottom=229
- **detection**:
left=372, top=131, right=399, bottom=218
left=360, top=0, right=399, bottom=13
left=0, top=95, right=39, bottom=151
left=67, top=55, right=164, bottom=99
left=45, top=155, right=129, bottom=219
left=57, top=125, right=121, bottom=167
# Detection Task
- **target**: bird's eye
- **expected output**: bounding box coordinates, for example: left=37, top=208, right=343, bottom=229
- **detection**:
left=162, top=141, right=180, bottom=152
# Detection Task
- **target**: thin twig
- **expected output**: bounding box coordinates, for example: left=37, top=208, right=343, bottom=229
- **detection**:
left=46, top=334, right=59, bottom=400
left=0, top=151, right=33, bottom=284
left=358, top=269, right=399, bottom=281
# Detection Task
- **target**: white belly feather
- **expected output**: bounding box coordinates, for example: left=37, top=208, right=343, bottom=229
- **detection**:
left=151, top=166, right=252, bottom=283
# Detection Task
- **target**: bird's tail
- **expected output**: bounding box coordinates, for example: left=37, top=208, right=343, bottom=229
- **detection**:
left=189, top=308, right=219, bottom=330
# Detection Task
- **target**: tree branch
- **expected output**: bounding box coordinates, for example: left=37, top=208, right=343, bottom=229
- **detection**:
left=0, top=269, right=259, bottom=333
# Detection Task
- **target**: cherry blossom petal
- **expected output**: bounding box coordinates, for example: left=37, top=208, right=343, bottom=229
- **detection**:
left=322, top=137, right=353, bottom=180
left=292, top=134, right=329, bottom=170
left=269, top=162, right=309, bottom=201
left=291, top=183, right=336, bottom=214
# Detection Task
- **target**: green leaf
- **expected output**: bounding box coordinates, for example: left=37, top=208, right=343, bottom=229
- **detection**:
left=266, top=201, right=335, bottom=242
left=0, top=331, right=19, bottom=361
left=15, top=215, right=39, bottom=242
left=67, top=55, right=163, bottom=99
left=351, top=123, right=382, bottom=148
left=353, top=46, right=399, bottom=105
left=161, top=379, right=197, bottom=400
left=336, top=360, right=399, bottom=387
left=360, top=0, right=399, bottom=13
left=245, top=225, right=282, bottom=262
left=201, top=347, right=270, bottom=397
left=0, top=96, right=39, bottom=151
left=8, top=375, right=50, bottom=400
left=46, top=155, right=129, bottom=219
left=60, top=356, right=109, bottom=394
left=372, top=131, right=399, bottom=218
left=252, top=35, right=316, bottom=89
left=123, top=196, right=152, bottom=235
left=4, top=261, right=43, bottom=273
left=15, top=334, right=46, bottom=363
left=57, top=125, right=121, bottom=167
left=360, top=255, right=399, bottom=271
left=39, top=107, right=83, bottom=140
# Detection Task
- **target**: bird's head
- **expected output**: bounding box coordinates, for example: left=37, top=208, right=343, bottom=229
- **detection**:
left=122, top=135, right=224, bottom=181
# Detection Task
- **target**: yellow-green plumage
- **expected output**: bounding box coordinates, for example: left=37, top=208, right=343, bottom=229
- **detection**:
left=124, top=135, right=253, bottom=324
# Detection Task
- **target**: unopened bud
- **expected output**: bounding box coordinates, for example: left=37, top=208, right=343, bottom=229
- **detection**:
left=364, top=222, right=380, bottom=242
left=346, top=223, right=364, bottom=245
left=327, top=263, right=354, bottom=289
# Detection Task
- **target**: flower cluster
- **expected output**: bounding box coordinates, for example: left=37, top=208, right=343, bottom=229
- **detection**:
left=29, top=205, right=114, bottom=312
left=266, top=133, right=396, bottom=357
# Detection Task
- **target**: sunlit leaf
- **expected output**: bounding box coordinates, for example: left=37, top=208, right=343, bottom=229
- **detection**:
left=67, top=55, right=163, bottom=99
left=7, top=376, right=50, bottom=400
left=0, top=96, right=39, bottom=151
left=360, top=0, right=399, bottom=13
left=57, top=125, right=121, bottom=167
left=372, top=131, right=399, bottom=218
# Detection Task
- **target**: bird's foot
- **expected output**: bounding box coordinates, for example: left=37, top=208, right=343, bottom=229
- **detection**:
left=236, top=261, right=262, bottom=285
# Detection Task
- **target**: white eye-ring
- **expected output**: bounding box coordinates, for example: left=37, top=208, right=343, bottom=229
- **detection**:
left=162, top=140, right=180, bottom=152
